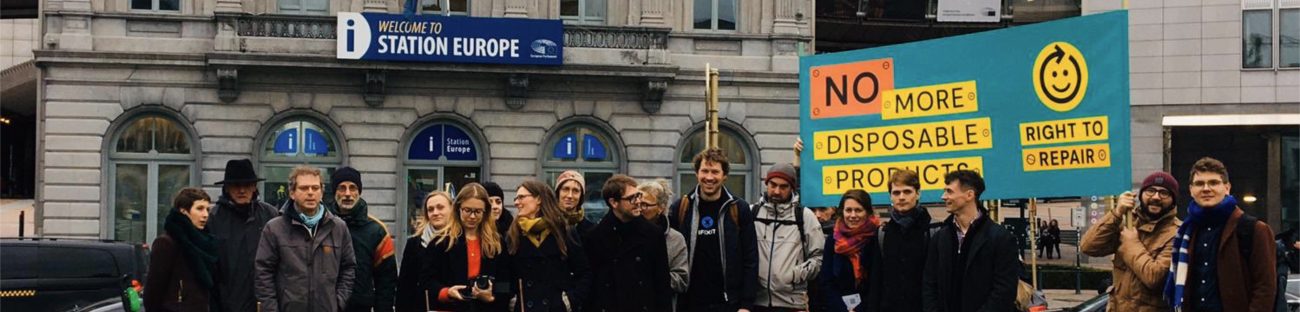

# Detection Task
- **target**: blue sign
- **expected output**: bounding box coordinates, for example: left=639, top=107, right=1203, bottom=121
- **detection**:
left=582, top=134, right=607, bottom=160
left=553, top=134, right=578, bottom=160
left=337, top=12, right=563, bottom=66
left=304, top=128, right=329, bottom=156
left=798, top=11, right=1131, bottom=207
left=274, top=130, right=297, bottom=155
left=551, top=134, right=608, bottom=160
left=408, top=124, right=479, bottom=161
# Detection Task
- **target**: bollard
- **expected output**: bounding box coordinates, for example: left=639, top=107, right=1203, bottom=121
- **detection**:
left=18, top=210, right=25, bottom=238
left=1075, top=242, right=1082, bottom=294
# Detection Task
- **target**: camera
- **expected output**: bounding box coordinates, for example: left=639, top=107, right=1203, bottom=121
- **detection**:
left=473, top=275, right=495, bottom=289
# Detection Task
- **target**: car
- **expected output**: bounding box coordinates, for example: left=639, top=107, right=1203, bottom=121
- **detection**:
left=0, top=237, right=148, bottom=312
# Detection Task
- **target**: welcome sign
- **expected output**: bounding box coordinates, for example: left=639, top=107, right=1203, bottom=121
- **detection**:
left=798, top=11, right=1132, bottom=207
left=337, top=13, right=563, bottom=66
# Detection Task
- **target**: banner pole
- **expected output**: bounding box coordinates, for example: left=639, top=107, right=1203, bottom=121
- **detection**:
left=1029, top=197, right=1039, bottom=290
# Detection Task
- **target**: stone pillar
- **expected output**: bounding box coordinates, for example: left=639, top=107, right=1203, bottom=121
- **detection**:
left=363, top=0, right=387, bottom=12
left=504, top=0, right=529, bottom=17
left=772, top=0, right=800, bottom=35
left=640, top=0, right=666, bottom=26
left=215, top=0, right=243, bottom=12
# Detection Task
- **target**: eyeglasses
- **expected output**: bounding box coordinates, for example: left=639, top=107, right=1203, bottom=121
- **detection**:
left=619, top=193, right=643, bottom=203
left=1191, top=179, right=1224, bottom=189
left=514, top=194, right=535, bottom=202
left=637, top=202, right=659, bottom=209
left=460, top=209, right=485, bottom=216
left=1142, top=188, right=1172, bottom=199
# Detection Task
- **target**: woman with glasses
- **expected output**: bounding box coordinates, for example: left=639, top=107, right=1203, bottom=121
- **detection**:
left=426, top=183, right=513, bottom=311
left=397, top=191, right=455, bottom=312
left=506, top=180, right=591, bottom=312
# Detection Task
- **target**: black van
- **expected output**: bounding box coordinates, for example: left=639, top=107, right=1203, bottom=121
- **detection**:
left=0, top=237, right=148, bottom=311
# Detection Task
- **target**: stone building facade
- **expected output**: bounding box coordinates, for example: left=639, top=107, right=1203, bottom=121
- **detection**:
left=35, top=0, right=812, bottom=244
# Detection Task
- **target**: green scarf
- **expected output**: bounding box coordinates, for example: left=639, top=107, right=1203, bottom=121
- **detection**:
left=563, top=206, right=586, bottom=226
left=163, top=209, right=218, bottom=290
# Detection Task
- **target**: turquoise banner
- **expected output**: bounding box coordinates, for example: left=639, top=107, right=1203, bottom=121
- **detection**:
left=799, top=11, right=1131, bottom=208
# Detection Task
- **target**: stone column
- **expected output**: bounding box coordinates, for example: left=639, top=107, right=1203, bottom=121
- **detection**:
left=215, top=0, right=243, bottom=12
left=504, top=0, right=529, bottom=17
left=772, top=0, right=800, bottom=35
left=640, top=0, right=666, bottom=26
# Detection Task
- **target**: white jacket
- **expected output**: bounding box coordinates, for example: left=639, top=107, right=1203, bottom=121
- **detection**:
left=752, top=196, right=825, bottom=309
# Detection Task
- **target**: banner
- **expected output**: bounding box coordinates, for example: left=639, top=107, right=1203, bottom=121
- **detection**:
left=798, top=11, right=1131, bottom=208
left=337, top=13, right=563, bottom=66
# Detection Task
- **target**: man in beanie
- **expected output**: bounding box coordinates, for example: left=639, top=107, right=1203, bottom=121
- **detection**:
left=483, top=181, right=514, bottom=237
left=555, top=170, right=595, bottom=241
left=209, top=159, right=280, bottom=312
left=752, top=162, right=824, bottom=312
left=327, top=167, right=397, bottom=312
left=1080, top=171, right=1183, bottom=312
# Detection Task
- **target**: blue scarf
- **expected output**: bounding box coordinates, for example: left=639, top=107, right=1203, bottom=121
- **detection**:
left=1164, top=195, right=1239, bottom=309
left=301, top=206, right=324, bottom=229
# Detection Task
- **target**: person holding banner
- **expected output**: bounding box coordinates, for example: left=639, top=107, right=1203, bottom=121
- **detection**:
left=818, top=189, right=879, bottom=312
left=863, top=169, right=936, bottom=312
left=921, top=170, right=1019, bottom=312
left=1079, top=171, right=1181, bottom=312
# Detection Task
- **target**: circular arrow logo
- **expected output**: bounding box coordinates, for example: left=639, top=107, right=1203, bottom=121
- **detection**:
left=1032, top=42, right=1088, bottom=112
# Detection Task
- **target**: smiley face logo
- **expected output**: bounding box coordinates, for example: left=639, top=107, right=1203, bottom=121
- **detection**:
left=1032, top=42, right=1088, bottom=112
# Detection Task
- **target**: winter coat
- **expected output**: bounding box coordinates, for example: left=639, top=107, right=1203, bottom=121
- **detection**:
left=752, top=197, right=825, bottom=309
left=509, top=232, right=591, bottom=312
left=667, top=186, right=758, bottom=310
left=1187, top=207, right=1278, bottom=312
left=864, top=211, right=935, bottom=312
left=1079, top=205, right=1181, bottom=312
left=145, top=234, right=214, bottom=312
left=397, top=235, right=435, bottom=312
left=329, top=199, right=398, bottom=312
left=819, top=235, right=877, bottom=312
left=208, top=195, right=279, bottom=312
left=921, top=210, right=1019, bottom=312
left=254, top=203, right=358, bottom=312
left=583, top=215, right=673, bottom=312
left=426, top=235, right=513, bottom=312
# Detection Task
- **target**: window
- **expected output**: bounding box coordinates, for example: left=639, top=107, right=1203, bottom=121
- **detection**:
left=403, top=120, right=485, bottom=237
left=279, top=0, right=328, bottom=15
left=676, top=125, right=757, bottom=201
left=421, top=0, right=469, bottom=15
left=694, top=0, right=737, bottom=30
left=1243, top=0, right=1300, bottom=68
left=541, top=122, right=623, bottom=222
left=259, top=116, right=343, bottom=208
left=131, top=0, right=178, bottom=11
left=109, top=113, right=197, bottom=245
left=561, top=0, right=606, bottom=24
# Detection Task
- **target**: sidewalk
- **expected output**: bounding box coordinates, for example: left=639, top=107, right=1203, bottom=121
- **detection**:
left=1043, top=289, right=1102, bottom=310
left=0, top=198, right=35, bottom=237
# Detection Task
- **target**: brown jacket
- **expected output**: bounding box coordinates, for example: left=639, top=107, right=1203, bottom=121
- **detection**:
left=1188, top=207, right=1277, bottom=312
left=145, top=234, right=212, bottom=312
left=1079, top=206, right=1180, bottom=312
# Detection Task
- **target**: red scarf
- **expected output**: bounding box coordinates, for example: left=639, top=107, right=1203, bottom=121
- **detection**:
left=833, top=216, right=880, bottom=285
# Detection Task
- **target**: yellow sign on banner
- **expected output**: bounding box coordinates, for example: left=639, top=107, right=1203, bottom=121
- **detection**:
left=812, top=117, right=993, bottom=161
left=1022, top=143, right=1111, bottom=171
left=881, top=80, right=979, bottom=120
left=821, top=156, right=984, bottom=194
left=1019, top=116, right=1108, bottom=146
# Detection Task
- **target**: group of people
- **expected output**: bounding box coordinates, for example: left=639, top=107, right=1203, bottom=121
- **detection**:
left=1036, top=218, right=1061, bottom=259
left=140, top=147, right=1280, bottom=312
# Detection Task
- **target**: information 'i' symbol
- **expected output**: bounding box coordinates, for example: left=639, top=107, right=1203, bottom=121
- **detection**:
left=346, top=19, right=356, bottom=52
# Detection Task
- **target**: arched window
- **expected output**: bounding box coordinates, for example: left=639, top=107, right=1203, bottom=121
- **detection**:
left=675, top=124, right=758, bottom=200
left=258, top=116, right=343, bottom=208
left=402, top=119, right=486, bottom=237
left=108, top=112, right=199, bottom=244
left=539, top=121, right=624, bottom=221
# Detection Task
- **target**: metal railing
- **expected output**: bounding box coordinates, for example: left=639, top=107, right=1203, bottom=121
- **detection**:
left=564, top=25, right=669, bottom=50
left=233, top=14, right=337, bottom=39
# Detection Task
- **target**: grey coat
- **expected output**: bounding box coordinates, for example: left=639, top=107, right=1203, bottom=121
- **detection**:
left=208, top=195, right=279, bottom=312
left=254, top=203, right=357, bottom=312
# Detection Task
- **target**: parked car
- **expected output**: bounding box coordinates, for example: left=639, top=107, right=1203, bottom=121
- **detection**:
left=0, top=237, right=148, bottom=312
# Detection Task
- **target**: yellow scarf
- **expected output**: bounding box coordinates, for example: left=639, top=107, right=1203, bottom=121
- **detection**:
left=517, top=217, right=551, bottom=248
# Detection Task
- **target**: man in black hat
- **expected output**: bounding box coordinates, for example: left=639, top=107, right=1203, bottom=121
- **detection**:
left=327, top=167, right=397, bottom=312
left=208, top=159, right=280, bottom=312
